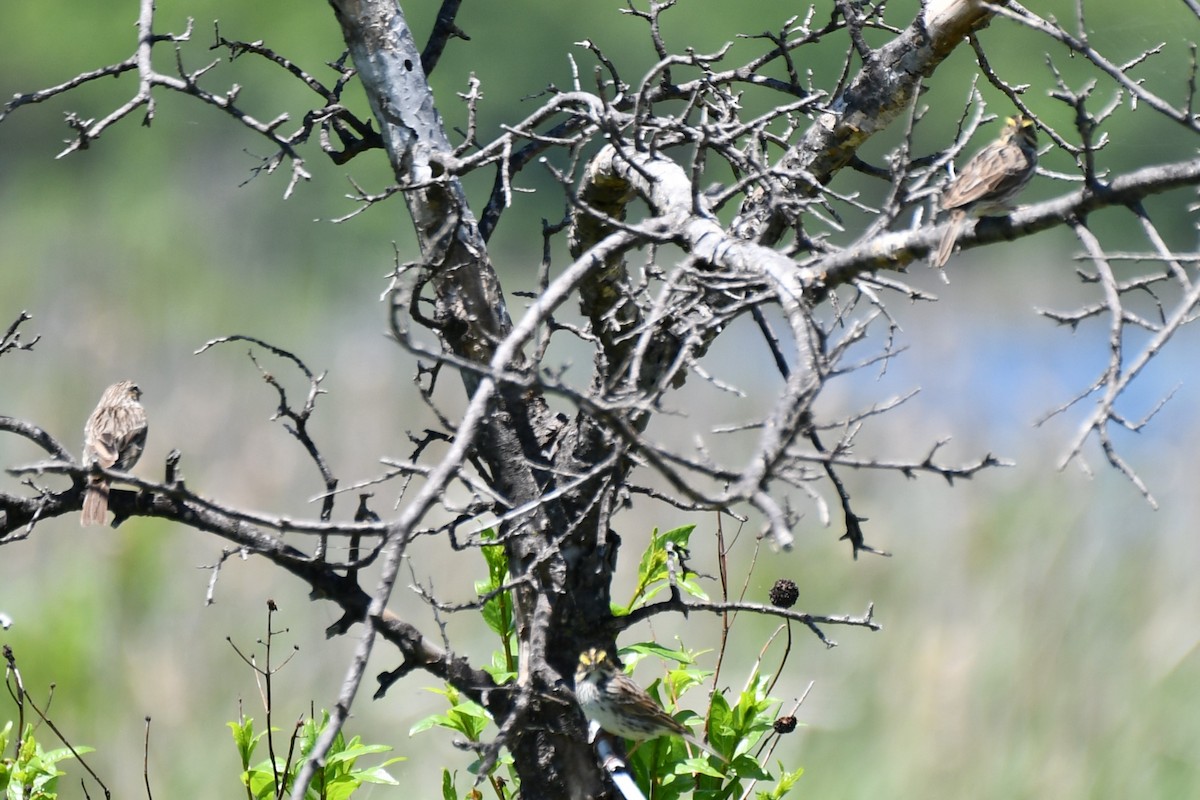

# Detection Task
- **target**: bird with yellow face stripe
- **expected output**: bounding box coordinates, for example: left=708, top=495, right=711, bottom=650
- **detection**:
left=932, top=115, right=1038, bottom=268
left=574, top=648, right=725, bottom=761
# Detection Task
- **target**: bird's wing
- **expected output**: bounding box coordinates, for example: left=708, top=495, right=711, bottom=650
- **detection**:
left=88, top=432, right=120, bottom=468
left=940, top=142, right=1029, bottom=211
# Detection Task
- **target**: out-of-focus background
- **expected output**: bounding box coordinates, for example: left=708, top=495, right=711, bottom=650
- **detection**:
left=2, top=2, right=1199, bottom=797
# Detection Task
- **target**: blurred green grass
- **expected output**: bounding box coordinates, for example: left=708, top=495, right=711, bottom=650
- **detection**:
left=783, top=467, right=1200, bottom=799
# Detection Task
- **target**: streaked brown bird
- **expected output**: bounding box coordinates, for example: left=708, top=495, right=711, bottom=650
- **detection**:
left=931, top=115, right=1038, bottom=268
left=574, top=648, right=725, bottom=761
left=81, top=380, right=148, bottom=526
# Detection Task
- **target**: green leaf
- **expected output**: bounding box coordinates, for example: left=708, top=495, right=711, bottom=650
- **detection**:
left=410, top=696, right=492, bottom=740
left=641, top=575, right=710, bottom=605
left=326, top=742, right=392, bottom=763
left=610, top=601, right=631, bottom=617
left=482, top=648, right=518, bottom=684
left=731, top=752, right=773, bottom=780
left=757, top=764, right=805, bottom=799
left=624, top=525, right=700, bottom=610
left=245, top=765, right=280, bottom=799
left=227, top=718, right=262, bottom=767
left=410, top=713, right=456, bottom=736
left=728, top=674, right=775, bottom=741
left=449, top=701, right=492, bottom=741
left=674, top=756, right=726, bottom=779
left=0, top=723, right=92, bottom=799
left=667, top=665, right=712, bottom=697
left=480, top=528, right=507, bottom=579
left=622, top=641, right=695, bottom=666
left=477, top=529, right=515, bottom=640
left=37, top=745, right=93, bottom=766
left=352, top=762, right=404, bottom=785
left=322, top=773, right=361, bottom=800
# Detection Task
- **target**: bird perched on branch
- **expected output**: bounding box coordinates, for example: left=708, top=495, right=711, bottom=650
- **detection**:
left=931, top=115, right=1038, bottom=268
left=574, top=648, right=725, bottom=761
left=81, top=380, right=148, bottom=526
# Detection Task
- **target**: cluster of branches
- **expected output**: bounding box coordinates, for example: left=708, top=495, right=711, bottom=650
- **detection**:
left=4, top=0, right=1200, bottom=797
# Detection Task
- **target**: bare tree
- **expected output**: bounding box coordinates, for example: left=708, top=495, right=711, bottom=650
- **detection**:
left=4, top=0, right=1200, bottom=797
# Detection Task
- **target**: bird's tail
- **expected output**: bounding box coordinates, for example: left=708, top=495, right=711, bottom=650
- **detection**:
left=81, top=481, right=109, bottom=526
left=931, top=210, right=966, bottom=269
